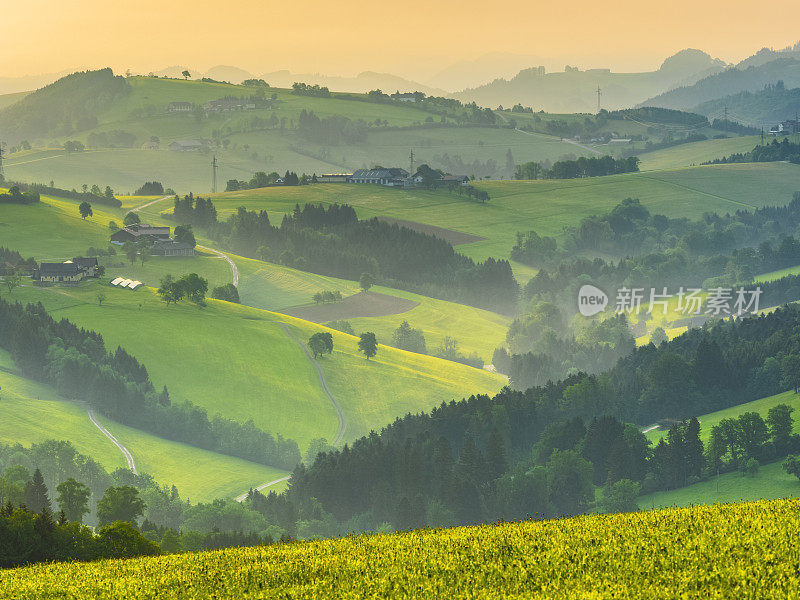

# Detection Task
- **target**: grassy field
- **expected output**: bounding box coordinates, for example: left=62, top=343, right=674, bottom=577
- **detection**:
left=8, top=281, right=505, bottom=451
left=4, top=499, right=800, bottom=598
left=638, top=461, right=800, bottom=510
left=235, top=258, right=510, bottom=359
left=207, top=162, right=800, bottom=264
left=637, top=135, right=762, bottom=171
left=0, top=349, right=287, bottom=501
left=756, top=264, right=800, bottom=283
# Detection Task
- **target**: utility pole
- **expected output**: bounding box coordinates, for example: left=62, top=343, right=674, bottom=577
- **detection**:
left=0, top=142, right=4, bottom=180
left=596, top=86, right=601, bottom=114
left=724, top=106, right=728, bottom=134
left=761, top=126, right=765, bottom=146
left=409, top=149, right=415, bottom=175
left=211, top=154, right=217, bottom=193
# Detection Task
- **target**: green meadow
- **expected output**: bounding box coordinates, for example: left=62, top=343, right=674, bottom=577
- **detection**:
left=637, top=135, right=763, bottom=171
left=0, top=349, right=287, bottom=501
left=637, top=460, right=800, bottom=510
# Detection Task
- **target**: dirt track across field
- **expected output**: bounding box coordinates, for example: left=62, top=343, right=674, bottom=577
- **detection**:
left=281, top=291, right=419, bottom=323
left=375, top=217, right=486, bottom=246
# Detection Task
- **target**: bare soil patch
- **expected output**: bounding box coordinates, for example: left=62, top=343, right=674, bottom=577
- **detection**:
left=281, top=291, right=419, bottom=323
left=376, top=217, right=485, bottom=246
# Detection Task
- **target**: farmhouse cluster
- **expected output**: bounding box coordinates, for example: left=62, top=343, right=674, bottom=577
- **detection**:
left=319, top=168, right=469, bottom=188
left=110, top=223, right=195, bottom=256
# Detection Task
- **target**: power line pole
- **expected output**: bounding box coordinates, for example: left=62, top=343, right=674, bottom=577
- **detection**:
left=724, top=106, right=728, bottom=135
left=211, top=154, right=217, bottom=193
left=761, top=126, right=765, bottom=146
left=596, top=86, right=601, bottom=114
left=409, top=149, right=415, bottom=175
left=0, top=142, right=4, bottom=181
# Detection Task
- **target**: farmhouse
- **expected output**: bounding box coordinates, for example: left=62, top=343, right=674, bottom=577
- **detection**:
left=349, top=168, right=409, bottom=186
left=168, top=102, right=192, bottom=112
left=110, top=224, right=171, bottom=244
left=441, top=174, right=470, bottom=185
left=169, top=140, right=207, bottom=152
left=318, top=173, right=352, bottom=183
left=35, top=257, right=98, bottom=283
left=151, top=239, right=195, bottom=256
left=390, top=92, right=422, bottom=103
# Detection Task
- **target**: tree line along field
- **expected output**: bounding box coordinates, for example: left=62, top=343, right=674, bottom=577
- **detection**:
left=0, top=350, right=288, bottom=502
left=3, top=498, right=799, bottom=598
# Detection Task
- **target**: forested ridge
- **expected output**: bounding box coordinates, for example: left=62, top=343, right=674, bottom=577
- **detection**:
left=0, top=68, right=130, bottom=141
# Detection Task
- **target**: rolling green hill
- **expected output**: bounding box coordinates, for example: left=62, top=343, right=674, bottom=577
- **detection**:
left=0, top=74, right=596, bottom=192
left=203, top=162, right=800, bottom=263
left=0, top=349, right=287, bottom=502
left=8, top=281, right=505, bottom=451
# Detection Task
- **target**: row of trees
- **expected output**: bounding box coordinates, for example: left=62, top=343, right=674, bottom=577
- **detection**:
left=514, top=155, right=640, bottom=180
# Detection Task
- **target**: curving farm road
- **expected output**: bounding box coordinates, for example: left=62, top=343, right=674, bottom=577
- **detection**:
left=278, top=322, right=345, bottom=446
left=87, top=408, right=138, bottom=474
left=197, top=245, right=239, bottom=287
left=234, top=323, right=345, bottom=502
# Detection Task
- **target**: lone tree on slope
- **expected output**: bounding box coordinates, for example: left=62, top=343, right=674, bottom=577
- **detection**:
left=308, top=332, right=334, bottom=359
left=358, top=332, right=378, bottom=360
left=78, top=201, right=93, bottom=220
left=359, top=272, right=375, bottom=293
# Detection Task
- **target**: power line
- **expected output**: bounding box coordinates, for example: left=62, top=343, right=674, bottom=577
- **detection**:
left=211, top=154, right=218, bottom=193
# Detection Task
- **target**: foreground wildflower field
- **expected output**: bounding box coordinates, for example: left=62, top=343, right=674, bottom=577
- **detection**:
left=2, top=499, right=799, bottom=599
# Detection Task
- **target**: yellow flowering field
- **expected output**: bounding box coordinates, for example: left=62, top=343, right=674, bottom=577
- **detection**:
left=2, top=499, right=799, bottom=599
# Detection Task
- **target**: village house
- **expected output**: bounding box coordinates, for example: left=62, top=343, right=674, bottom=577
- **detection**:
left=110, top=224, right=171, bottom=245
left=167, top=102, right=193, bottom=112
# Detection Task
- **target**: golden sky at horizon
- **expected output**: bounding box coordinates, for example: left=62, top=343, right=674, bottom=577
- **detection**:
left=3, top=0, right=800, bottom=80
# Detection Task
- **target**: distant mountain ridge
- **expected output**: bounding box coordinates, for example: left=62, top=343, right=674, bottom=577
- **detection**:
left=451, top=49, right=725, bottom=113
left=641, top=57, right=800, bottom=113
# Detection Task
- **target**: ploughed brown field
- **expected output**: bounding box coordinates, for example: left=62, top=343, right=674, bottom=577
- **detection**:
left=282, top=291, right=420, bottom=323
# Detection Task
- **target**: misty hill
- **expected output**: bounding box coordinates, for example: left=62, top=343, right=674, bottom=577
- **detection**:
left=0, top=68, right=130, bottom=141
left=260, top=70, right=446, bottom=96
left=693, top=82, right=800, bottom=126
left=452, top=49, right=724, bottom=112
left=735, top=42, right=800, bottom=70
left=641, top=57, right=800, bottom=112
left=425, top=52, right=550, bottom=92
left=0, top=70, right=73, bottom=95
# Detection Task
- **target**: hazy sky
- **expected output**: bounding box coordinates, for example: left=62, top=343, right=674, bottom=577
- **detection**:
left=3, top=0, right=800, bottom=80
